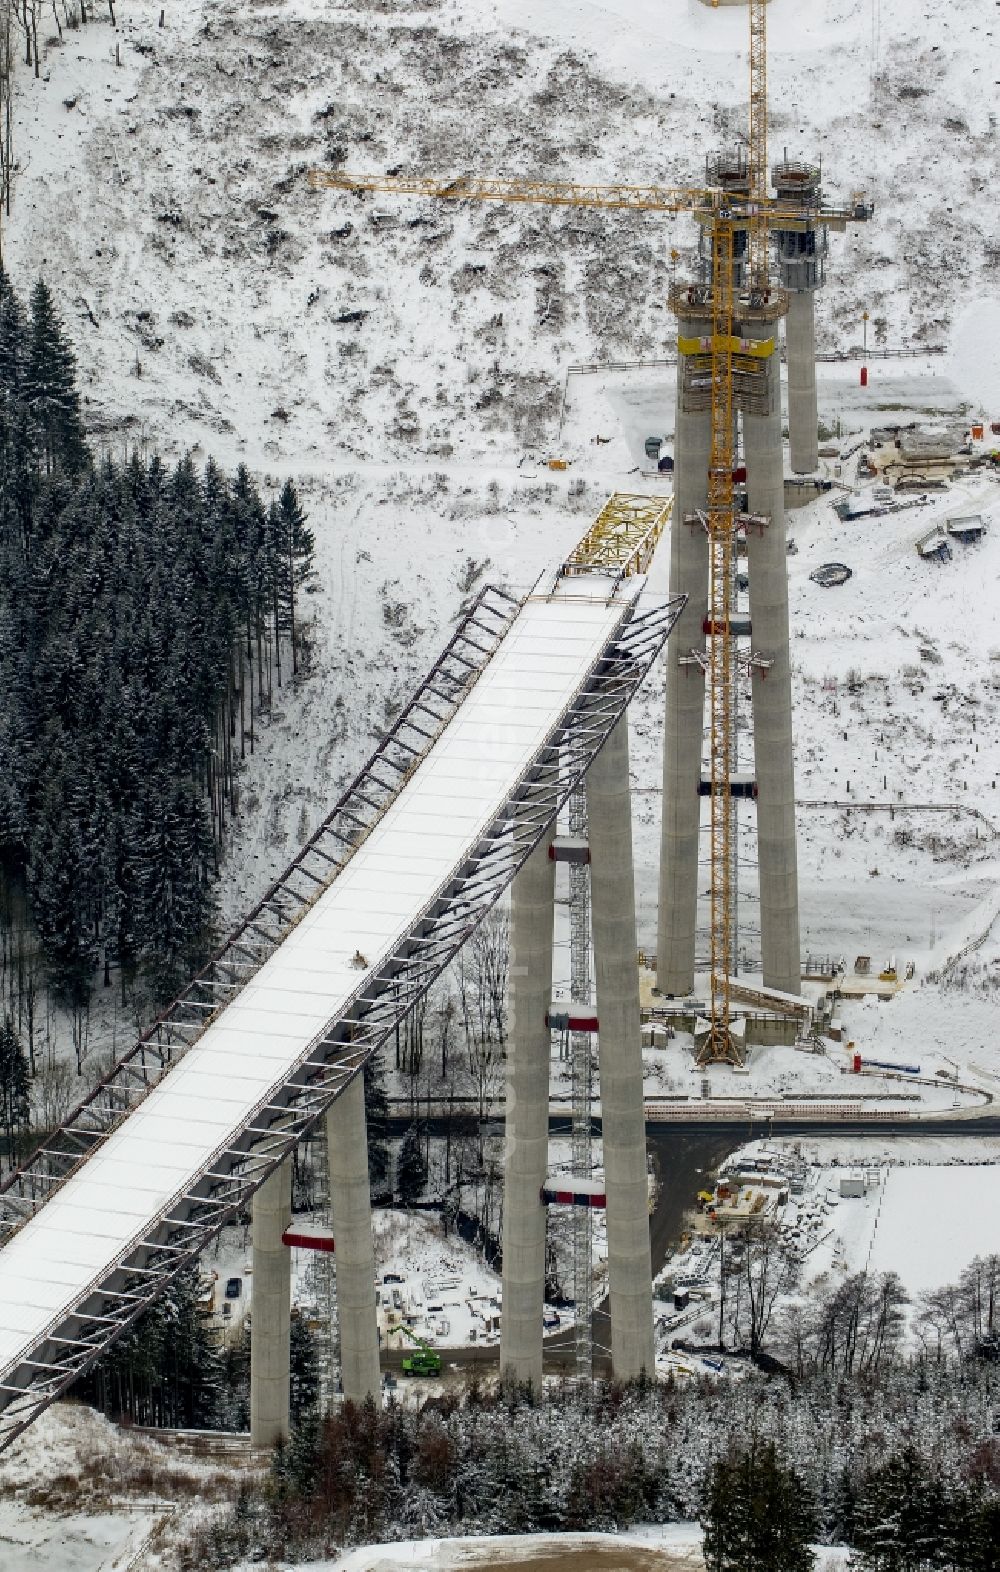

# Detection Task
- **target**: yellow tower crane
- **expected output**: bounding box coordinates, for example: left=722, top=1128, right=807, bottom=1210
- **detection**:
left=748, top=0, right=770, bottom=291
left=309, top=0, right=862, bottom=1060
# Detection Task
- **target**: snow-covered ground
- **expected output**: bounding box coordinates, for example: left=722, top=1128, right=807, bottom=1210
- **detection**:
left=657, top=1138, right=1000, bottom=1358
left=321, top=1524, right=852, bottom=1572
left=663, top=1136, right=1000, bottom=1335
left=5, top=11, right=1000, bottom=1567
left=0, top=1499, right=157, bottom=1572
left=203, top=1202, right=573, bottom=1362
left=372, top=1208, right=511, bottom=1353
left=788, top=1141, right=1000, bottom=1295
left=828, top=1163, right=1000, bottom=1292
left=0, top=1403, right=260, bottom=1572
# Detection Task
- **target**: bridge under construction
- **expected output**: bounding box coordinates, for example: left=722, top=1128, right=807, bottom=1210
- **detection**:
left=0, top=498, right=683, bottom=1454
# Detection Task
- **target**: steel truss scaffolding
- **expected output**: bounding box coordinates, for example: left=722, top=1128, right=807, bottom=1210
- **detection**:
left=0, top=585, right=522, bottom=1246
left=0, top=585, right=684, bottom=1454
left=562, top=494, right=673, bottom=583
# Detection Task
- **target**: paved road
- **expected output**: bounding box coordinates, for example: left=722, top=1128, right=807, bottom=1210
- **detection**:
left=387, top=1110, right=1000, bottom=1137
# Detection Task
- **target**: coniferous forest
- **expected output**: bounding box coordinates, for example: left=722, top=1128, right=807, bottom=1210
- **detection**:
left=181, top=1355, right=1000, bottom=1571
left=0, top=271, right=315, bottom=1116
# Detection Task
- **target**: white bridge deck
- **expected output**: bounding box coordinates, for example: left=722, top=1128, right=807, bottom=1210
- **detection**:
left=0, top=577, right=647, bottom=1392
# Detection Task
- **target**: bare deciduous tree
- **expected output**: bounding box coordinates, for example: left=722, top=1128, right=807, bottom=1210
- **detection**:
left=735, top=1218, right=797, bottom=1358
left=0, top=4, right=15, bottom=224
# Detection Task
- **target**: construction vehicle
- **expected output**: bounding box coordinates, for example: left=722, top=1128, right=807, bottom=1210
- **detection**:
left=399, top=1323, right=442, bottom=1377
left=308, top=0, right=867, bottom=1064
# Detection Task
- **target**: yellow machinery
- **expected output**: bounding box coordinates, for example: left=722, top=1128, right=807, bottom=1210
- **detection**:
left=561, top=492, right=672, bottom=583
left=309, top=1, right=859, bottom=1061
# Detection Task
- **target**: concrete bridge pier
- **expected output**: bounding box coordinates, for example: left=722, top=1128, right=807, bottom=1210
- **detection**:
left=657, top=311, right=712, bottom=997
left=743, top=314, right=801, bottom=996
left=499, top=826, right=556, bottom=1390
left=327, top=1073, right=382, bottom=1403
left=250, top=1156, right=292, bottom=1447
left=588, top=718, right=655, bottom=1380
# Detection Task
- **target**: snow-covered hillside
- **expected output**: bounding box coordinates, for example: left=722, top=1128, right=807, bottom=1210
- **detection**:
left=9, top=0, right=998, bottom=464
left=6, top=1, right=1000, bottom=1074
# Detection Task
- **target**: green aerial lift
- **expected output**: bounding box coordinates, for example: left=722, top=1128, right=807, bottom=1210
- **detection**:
left=399, top=1322, right=443, bottom=1377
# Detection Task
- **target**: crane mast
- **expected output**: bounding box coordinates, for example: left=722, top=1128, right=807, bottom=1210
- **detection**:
left=703, top=0, right=770, bottom=1059
left=703, top=218, right=738, bottom=1062
left=747, top=0, right=770, bottom=290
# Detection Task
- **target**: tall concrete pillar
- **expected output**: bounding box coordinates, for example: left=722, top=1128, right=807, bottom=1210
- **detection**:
left=500, top=826, right=555, bottom=1389
left=588, top=718, right=655, bottom=1380
left=785, top=289, right=818, bottom=475
left=250, top=1156, right=292, bottom=1447
left=742, top=318, right=801, bottom=996
left=327, top=1073, right=381, bottom=1403
left=772, top=162, right=826, bottom=477
left=657, top=311, right=711, bottom=996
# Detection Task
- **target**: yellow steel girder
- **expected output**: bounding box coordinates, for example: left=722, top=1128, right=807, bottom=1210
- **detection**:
left=561, top=493, right=673, bottom=582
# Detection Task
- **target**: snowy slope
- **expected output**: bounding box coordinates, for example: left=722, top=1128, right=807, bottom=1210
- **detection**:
left=5, top=1, right=1000, bottom=1082
left=9, top=1, right=999, bottom=467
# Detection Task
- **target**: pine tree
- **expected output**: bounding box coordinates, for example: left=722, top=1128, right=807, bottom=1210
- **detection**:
left=397, top=1121, right=428, bottom=1205
left=137, top=778, right=215, bottom=1002
left=0, top=265, right=26, bottom=410
left=25, top=279, right=86, bottom=475
left=76, top=1262, right=222, bottom=1428
left=702, top=1440, right=816, bottom=1572
left=219, top=1319, right=251, bottom=1433
left=27, top=752, right=99, bottom=1011
left=364, top=1051, right=391, bottom=1196
left=273, top=478, right=314, bottom=675
left=289, top=1312, right=320, bottom=1423
left=0, top=270, right=33, bottom=553
left=965, top=1494, right=1000, bottom=1572
left=0, top=275, right=301, bottom=1024
left=0, top=1014, right=30, bottom=1159
left=161, top=1264, right=224, bottom=1428
left=853, top=1446, right=950, bottom=1572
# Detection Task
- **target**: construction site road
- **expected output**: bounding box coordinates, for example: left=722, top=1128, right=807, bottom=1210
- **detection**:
left=386, top=1108, right=1000, bottom=1136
